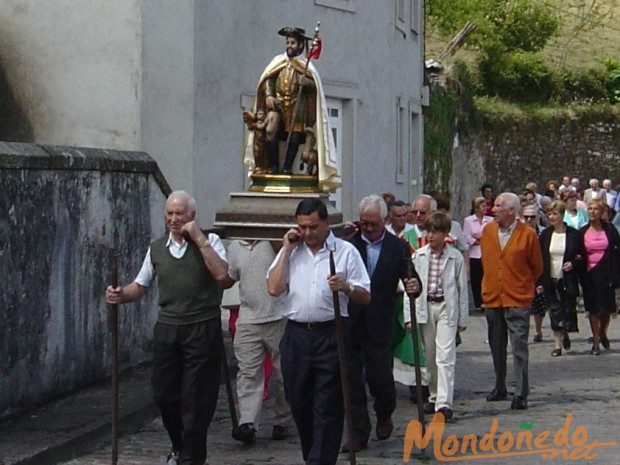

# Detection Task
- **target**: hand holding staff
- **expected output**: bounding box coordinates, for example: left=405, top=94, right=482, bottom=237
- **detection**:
left=328, top=246, right=357, bottom=465
left=403, top=250, right=426, bottom=445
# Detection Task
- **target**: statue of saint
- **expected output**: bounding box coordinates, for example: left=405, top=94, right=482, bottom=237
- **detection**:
left=244, top=26, right=340, bottom=191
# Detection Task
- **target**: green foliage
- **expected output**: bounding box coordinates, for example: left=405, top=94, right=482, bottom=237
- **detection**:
left=479, top=51, right=562, bottom=103
left=424, top=88, right=456, bottom=192
left=562, top=67, right=611, bottom=103
left=427, top=0, right=558, bottom=54
left=605, top=59, right=620, bottom=104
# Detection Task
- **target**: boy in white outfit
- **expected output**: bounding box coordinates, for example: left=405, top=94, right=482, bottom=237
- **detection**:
left=404, top=211, right=468, bottom=420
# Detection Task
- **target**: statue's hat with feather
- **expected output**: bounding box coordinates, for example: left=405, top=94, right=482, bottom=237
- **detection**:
left=278, top=27, right=311, bottom=42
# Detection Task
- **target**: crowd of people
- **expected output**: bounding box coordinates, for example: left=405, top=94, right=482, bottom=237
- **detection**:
left=105, top=177, right=620, bottom=465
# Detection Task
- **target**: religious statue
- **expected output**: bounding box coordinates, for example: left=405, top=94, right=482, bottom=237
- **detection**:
left=243, top=24, right=340, bottom=191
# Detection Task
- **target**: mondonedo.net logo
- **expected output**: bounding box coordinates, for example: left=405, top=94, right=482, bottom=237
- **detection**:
left=403, top=413, right=616, bottom=462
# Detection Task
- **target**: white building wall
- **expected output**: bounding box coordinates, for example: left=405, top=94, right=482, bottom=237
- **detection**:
left=0, top=0, right=141, bottom=149
left=0, top=0, right=426, bottom=223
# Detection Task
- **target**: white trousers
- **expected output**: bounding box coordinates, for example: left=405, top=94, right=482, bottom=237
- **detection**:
left=420, top=300, right=458, bottom=410
left=234, top=319, right=291, bottom=429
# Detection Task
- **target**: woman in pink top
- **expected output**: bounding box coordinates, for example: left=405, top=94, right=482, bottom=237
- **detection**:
left=463, top=197, right=493, bottom=311
left=579, top=198, right=620, bottom=355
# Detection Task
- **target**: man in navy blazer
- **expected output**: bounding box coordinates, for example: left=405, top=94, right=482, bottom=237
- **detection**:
left=344, top=195, right=421, bottom=452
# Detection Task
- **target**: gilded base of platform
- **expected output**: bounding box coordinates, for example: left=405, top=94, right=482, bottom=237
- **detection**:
left=248, top=173, right=322, bottom=193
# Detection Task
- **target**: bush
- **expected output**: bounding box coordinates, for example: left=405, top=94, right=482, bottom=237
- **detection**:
left=561, top=68, right=610, bottom=104
left=605, top=60, right=620, bottom=104
left=479, top=51, right=562, bottom=104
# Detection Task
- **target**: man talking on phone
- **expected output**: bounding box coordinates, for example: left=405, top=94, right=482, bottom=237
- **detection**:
left=267, top=198, right=371, bottom=465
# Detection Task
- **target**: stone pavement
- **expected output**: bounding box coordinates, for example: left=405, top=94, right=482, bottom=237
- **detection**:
left=2, top=310, right=620, bottom=465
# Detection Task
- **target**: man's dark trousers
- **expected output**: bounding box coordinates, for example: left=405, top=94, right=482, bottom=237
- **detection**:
left=151, top=318, right=222, bottom=465
left=348, top=316, right=396, bottom=444
left=280, top=320, right=344, bottom=465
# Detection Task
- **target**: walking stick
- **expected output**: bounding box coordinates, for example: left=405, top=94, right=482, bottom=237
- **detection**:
left=109, top=252, right=119, bottom=465
left=328, top=246, right=356, bottom=465
left=220, top=335, right=239, bottom=430
left=403, top=250, right=426, bottom=445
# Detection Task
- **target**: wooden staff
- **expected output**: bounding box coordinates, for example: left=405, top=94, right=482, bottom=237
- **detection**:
left=328, top=246, right=356, bottom=465
left=221, top=335, right=239, bottom=430
left=403, top=250, right=425, bottom=443
left=109, top=252, right=119, bottom=465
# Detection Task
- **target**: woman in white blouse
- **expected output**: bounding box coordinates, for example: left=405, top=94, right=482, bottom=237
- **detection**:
left=463, top=197, right=494, bottom=311
left=538, top=200, right=585, bottom=356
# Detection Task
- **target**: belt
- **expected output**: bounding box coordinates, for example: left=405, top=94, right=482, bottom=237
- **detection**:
left=288, top=319, right=335, bottom=330
left=427, top=295, right=445, bottom=302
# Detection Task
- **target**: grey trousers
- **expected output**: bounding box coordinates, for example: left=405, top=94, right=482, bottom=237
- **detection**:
left=234, top=319, right=291, bottom=429
left=485, top=307, right=530, bottom=398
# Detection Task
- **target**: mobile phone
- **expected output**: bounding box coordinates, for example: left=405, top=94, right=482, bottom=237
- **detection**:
left=287, top=228, right=301, bottom=242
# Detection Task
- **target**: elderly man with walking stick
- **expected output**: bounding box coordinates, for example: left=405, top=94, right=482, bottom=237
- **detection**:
left=105, top=190, right=229, bottom=465
left=267, top=198, right=371, bottom=465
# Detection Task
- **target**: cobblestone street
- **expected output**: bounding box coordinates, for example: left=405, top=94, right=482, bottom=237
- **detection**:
left=45, top=311, right=620, bottom=465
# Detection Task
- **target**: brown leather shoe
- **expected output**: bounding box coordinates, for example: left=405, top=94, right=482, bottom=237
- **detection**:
left=375, top=418, right=394, bottom=440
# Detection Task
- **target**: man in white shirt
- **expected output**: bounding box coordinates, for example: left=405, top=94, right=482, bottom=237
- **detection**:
left=602, top=179, right=617, bottom=214
left=105, top=191, right=229, bottom=465
left=221, top=240, right=291, bottom=445
left=267, top=198, right=371, bottom=465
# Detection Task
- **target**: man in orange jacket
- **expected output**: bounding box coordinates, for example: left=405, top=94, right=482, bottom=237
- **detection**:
left=480, top=192, right=543, bottom=410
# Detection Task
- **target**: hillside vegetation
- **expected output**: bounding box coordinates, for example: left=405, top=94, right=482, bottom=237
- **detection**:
left=425, top=0, right=620, bottom=104
left=426, top=0, right=619, bottom=71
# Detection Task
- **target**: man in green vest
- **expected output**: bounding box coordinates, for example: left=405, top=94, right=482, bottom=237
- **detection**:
left=105, top=190, right=229, bottom=465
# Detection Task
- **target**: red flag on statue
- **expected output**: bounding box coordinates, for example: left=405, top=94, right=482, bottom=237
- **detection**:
left=307, top=38, right=322, bottom=60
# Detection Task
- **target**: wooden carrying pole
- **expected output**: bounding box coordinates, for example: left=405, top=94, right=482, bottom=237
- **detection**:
left=221, top=337, right=239, bottom=430
left=328, top=248, right=356, bottom=465
left=403, top=250, right=425, bottom=443
left=109, top=253, right=119, bottom=465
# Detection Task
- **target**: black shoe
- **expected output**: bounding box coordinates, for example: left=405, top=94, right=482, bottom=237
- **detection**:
left=486, top=388, right=508, bottom=402
left=166, top=450, right=180, bottom=465
left=601, top=336, right=610, bottom=350
left=591, top=345, right=601, bottom=356
left=232, top=423, right=256, bottom=444
left=533, top=334, right=543, bottom=343
left=267, top=166, right=279, bottom=174
left=562, top=335, right=571, bottom=350
left=281, top=168, right=292, bottom=175
left=551, top=348, right=562, bottom=357
left=423, top=402, right=435, bottom=414
left=511, top=396, right=528, bottom=410
left=437, top=407, right=453, bottom=421
left=272, top=425, right=287, bottom=440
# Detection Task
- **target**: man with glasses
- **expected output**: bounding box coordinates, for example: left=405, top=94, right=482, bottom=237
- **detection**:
left=343, top=195, right=421, bottom=452
left=403, top=194, right=438, bottom=252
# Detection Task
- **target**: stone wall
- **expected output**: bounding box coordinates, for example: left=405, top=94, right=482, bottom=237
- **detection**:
left=0, top=142, right=169, bottom=418
left=448, top=116, right=620, bottom=221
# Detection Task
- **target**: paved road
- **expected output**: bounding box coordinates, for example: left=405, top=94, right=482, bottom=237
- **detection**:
left=3, top=310, right=620, bottom=465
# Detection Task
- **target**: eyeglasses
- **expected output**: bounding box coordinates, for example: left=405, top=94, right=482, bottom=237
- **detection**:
left=411, top=210, right=427, bottom=216
left=523, top=215, right=537, bottom=220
